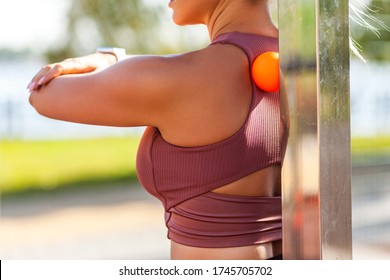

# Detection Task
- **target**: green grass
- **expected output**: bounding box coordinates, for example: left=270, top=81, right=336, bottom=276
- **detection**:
left=1, top=135, right=389, bottom=197
left=351, top=135, right=390, bottom=151
left=0, top=136, right=141, bottom=196
left=351, top=135, right=390, bottom=165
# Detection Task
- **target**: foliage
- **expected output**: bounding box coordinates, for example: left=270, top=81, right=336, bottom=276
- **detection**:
left=350, top=0, right=390, bottom=61
left=45, top=0, right=164, bottom=61
left=43, top=0, right=210, bottom=62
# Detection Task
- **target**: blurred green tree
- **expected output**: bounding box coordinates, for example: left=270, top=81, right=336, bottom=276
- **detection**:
left=45, top=0, right=165, bottom=61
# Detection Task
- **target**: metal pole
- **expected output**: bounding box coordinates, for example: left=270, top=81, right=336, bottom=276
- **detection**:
left=279, top=0, right=352, bottom=259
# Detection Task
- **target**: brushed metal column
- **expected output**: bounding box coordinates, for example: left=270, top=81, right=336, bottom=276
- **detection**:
left=279, top=0, right=352, bottom=259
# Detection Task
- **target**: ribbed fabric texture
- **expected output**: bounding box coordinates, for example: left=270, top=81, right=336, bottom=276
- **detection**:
left=167, top=192, right=282, bottom=248
left=136, top=32, right=283, bottom=210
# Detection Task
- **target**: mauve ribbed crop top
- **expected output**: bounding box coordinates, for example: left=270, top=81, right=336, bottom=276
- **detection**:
left=136, top=32, right=284, bottom=211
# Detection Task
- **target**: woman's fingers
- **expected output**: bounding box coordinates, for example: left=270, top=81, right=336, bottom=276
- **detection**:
left=27, top=53, right=115, bottom=93
left=28, top=63, right=64, bottom=92
left=38, top=64, right=64, bottom=87
left=27, top=58, right=89, bottom=92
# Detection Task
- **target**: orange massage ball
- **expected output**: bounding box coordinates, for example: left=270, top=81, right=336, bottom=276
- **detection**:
left=251, top=51, right=280, bottom=92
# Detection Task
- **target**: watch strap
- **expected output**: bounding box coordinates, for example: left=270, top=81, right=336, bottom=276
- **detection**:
left=96, top=47, right=127, bottom=62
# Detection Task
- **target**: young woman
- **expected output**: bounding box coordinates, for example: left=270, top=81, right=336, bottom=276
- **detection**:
left=28, top=0, right=288, bottom=260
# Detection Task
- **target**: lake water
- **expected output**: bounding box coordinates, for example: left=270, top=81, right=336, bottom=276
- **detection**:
left=0, top=58, right=143, bottom=140
left=0, top=58, right=389, bottom=140
left=350, top=60, right=390, bottom=136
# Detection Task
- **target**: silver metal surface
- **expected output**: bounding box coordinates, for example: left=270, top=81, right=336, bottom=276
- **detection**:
left=279, top=0, right=352, bottom=259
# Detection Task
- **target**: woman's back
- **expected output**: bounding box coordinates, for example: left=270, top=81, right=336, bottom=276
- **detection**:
left=137, top=32, right=285, bottom=259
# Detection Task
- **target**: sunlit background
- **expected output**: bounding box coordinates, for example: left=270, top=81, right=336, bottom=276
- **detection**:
left=0, top=0, right=389, bottom=259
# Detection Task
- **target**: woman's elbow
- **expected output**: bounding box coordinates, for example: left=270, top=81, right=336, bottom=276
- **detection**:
left=28, top=91, right=39, bottom=111
left=29, top=92, right=42, bottom=113
left=29, top=91, right=36, bottom=107
left=29, top=91, right=51, bottom=118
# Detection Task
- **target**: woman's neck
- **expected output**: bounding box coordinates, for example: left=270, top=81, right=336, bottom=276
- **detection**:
left=206, top=0, right=278, bottom=40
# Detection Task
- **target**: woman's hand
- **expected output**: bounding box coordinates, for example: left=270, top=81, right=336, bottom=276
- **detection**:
left=27, top=52, right=117, bottom=92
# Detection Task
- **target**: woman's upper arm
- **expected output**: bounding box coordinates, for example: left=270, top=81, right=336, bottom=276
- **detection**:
left=29, top=55, right=181, bottom=127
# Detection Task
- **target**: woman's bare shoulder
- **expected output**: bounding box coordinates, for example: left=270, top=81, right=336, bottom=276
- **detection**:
left=161, top=43, right=249, bottom=94
left=153, top=44, right=252, bottom=146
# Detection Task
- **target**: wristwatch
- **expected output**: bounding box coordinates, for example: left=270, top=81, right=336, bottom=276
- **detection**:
left=96, top=47, right=127, bottom=62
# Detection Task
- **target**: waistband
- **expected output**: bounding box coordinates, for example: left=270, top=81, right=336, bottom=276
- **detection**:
left=166, top=192, right=282, bottom=248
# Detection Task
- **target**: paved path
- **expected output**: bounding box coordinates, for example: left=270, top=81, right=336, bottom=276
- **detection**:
left=352, top=167, right=390, bottom=259
left=1, top=177, right=389, bottom=260
left=0, top=183, right=170, bottom=259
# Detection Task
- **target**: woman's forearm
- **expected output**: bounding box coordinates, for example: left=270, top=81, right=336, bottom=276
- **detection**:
left=27, top=52, right=118, bottom=92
